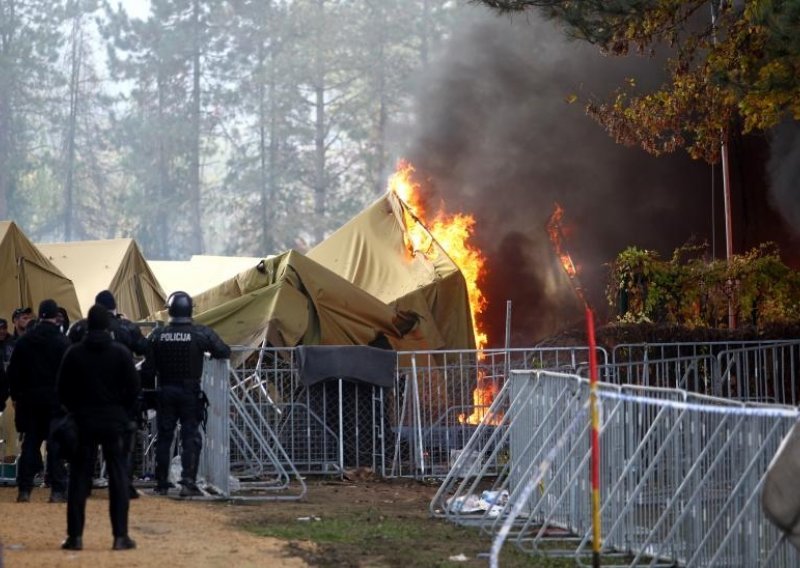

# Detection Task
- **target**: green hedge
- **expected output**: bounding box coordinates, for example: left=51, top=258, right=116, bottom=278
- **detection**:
left=607, top=243, right=800, bottom=329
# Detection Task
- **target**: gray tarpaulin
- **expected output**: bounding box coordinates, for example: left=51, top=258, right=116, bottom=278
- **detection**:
left=296, top=345, right=396, bottom=388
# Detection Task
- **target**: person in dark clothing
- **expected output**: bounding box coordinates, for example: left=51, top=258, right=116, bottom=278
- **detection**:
left=8, top=299, right=71, bottom=503
left=11, top=306, right=33, bottom=339
left=141, top=291, right=230, bottom=497
left=68, top=290, right=149, bottom=356
left=56, top=307, right=70, bottom=335
left=58, top=304, right=140, bottom=551
left=0, top=351, right=7, bottom=412
left=0, top=319, right=11, bottom=408
left=68, top=290, right=149, bottom=499
left=0, top=317, right=14, bottom=367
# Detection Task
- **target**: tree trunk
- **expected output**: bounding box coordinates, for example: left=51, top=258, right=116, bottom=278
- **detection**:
left=188, top=0, right=204, bottom=253
left=155, top=70, right=169, bottom=258
left=63, top=15, right=83, bottom=241
left=0, top=0, right=17, bottom=220
left=312, top=0, right=327, bottom=244
left=373, top=2, right=388, bottom=196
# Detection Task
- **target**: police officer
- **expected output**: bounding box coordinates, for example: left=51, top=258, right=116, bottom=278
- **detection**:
left=141, top=291, right=230, bottom=497
left=68, top=290, right=149, bottom=499
left=8, top=299, right=71, bottom=502
left=68, top=290, right=149, bottom=356
left=57, top=304, right=140, bottom=551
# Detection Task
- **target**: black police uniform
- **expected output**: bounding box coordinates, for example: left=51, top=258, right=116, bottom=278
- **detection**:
left=68, top=315, right=149, bottom=356
left=141, top=293, right=230, bottom=494
left=68, top=308, right=150, bottom=497
left=8, top=317, right=71, bottom=499
left=57, top=311, right=140, bottom=550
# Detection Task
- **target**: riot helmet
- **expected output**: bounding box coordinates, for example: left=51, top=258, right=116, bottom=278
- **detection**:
left=167, top=291, right=193, bottom=323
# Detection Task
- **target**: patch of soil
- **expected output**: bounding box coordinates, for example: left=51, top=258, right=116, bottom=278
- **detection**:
left=0, top=486, right=306, bottom=567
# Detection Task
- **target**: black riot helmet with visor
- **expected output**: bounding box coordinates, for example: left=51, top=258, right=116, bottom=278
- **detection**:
left=166, top=291, right=193, bottom=323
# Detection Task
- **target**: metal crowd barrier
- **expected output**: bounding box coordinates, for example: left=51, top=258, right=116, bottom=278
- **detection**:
left=220, top=346, right=606, bottom=479
left=431, top=369, right=800, bottom=567
left=598, top=341, right=800, bottom=405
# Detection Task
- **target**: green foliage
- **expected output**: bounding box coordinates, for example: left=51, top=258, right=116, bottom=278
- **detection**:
left=607, top=242, right=800, bottom=328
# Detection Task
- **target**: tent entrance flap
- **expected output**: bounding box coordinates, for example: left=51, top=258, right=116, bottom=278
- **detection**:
left=296, top=345, right=396, bottom=388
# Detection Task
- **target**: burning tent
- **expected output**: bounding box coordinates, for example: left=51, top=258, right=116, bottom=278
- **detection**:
left=157, top=249, right=428, bottom=351
left=148, top=254, right=263, bottom=298
left=308, top=191, right=476, bottom=351
left=38, top=238, right=166, bottom=321
left=0, top=221, right=81, bottom=322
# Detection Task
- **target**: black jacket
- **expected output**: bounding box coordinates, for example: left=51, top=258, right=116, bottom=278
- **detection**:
left=141, top=321, right=230, bottom=388
left=0, top=362, right=7, bottom=411
left=68, top=313, right=149, bottom=356
left=57, top=330, right=140, bottom=434
left=0, top=335, right=15, bottom=366
left=8, top=321, right=71, bottom=412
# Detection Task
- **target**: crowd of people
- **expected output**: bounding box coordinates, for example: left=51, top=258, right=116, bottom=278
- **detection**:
left=0, top=290, right=231, bottom=552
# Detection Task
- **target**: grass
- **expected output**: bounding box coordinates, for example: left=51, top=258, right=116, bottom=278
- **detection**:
left=244, top=507, right=577, bottom=567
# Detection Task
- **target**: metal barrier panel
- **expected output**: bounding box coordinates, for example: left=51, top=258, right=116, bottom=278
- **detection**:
left=612, top=341, right=791, bottom=368
left=200, top=358, right=230, bottom=495
left=596, top=354, right=717, bottom=394
left=391, top=347, right=608, bottom=479
left=433, top=369, right=800, bottom=567
left=227, top=346, right=607, bottom=479
left=716, top=341, right=800, bottom=405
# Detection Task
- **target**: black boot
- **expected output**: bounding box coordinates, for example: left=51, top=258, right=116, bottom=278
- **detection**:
left=179, top=480, right=202, bottom=497
left=16, top=490, right=31, bottom=503
left=61, top=536, right=83, bottom=550
left=112, top=536, right=136, bottom=550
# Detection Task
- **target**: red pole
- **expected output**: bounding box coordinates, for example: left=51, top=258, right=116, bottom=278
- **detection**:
left=585, top=305, right=601, bottom=568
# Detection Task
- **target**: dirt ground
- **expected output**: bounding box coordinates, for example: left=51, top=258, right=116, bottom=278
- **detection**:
left=1, top=476, right=552, bottom=568
left=0, top=485, right=307, bottom=568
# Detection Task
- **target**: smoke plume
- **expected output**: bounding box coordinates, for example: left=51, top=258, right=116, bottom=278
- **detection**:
left=403, top=7, right=714, bottom=346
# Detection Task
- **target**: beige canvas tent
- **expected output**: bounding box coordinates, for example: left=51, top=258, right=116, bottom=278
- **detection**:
left=307, top=192, right=476, bottom=351
left=155, top=250, right=428, bottom=351
left=148, top=255, right=263, bottom=298
left=0, top=221, right=81, bottom=322
left=38, top=239, right=166, bottom=321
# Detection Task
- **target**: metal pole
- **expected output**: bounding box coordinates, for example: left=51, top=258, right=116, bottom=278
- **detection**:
left=338, top=379, right=344, bottom=475
left=586, top=306, right=602, bottom=568
left=504, top=300, right=512, bottom=380
left=721, top=137, right=736, bottom=329
left=711, top=0, right=736, bottom=330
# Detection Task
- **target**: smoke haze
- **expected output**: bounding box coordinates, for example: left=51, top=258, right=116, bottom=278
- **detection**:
left=768, top=121, right=800, bottom=234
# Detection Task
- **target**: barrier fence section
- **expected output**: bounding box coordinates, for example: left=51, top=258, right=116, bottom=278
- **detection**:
left=430, top=369, right=800, bottom=567
left=224, top=346, right=607, bottom=480
left=601, top=341, right=800, bottom=405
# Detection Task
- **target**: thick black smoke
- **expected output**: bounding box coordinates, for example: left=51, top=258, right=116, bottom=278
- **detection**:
left=768, top=121, right=800, bottom=234
left=404, top=7, right=716, bottom=346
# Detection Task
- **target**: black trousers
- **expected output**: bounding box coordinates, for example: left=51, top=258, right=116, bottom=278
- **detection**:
left=155, top=385, right=202, bottom=488
left=17, top=410, right=67, bottom=493
left=67, top=429, right=129, bottom=538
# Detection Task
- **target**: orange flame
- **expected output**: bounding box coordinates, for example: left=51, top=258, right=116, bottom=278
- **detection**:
left=388, top=160, right=488, bottom=350
left=547, top=202, right=585, bottom=305
left=458, top=371, right=503, bottom=425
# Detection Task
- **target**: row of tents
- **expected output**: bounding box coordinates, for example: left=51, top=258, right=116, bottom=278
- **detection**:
left=1, top=192, right=476, bottom=353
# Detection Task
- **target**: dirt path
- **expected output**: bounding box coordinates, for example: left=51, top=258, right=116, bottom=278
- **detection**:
left=0, top=487, right=307, bottom=568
